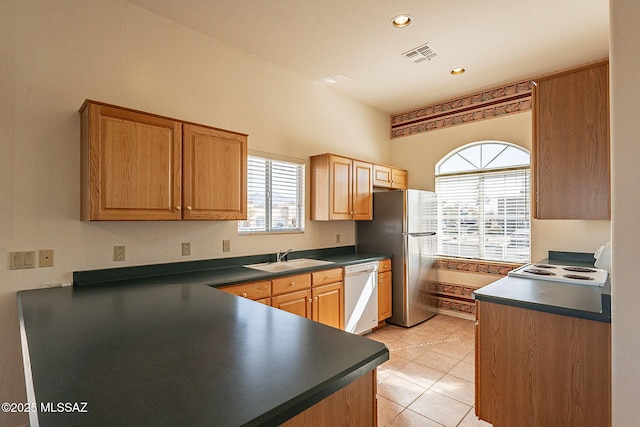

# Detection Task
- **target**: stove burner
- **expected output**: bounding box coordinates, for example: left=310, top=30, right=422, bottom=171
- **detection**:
left=562, top=266, right=597, bottom=273
left=563, top=274, right=594, bottom=281
left=523, top=268, right=556, bottom=276
left=533, top=264, right=556, bottom=269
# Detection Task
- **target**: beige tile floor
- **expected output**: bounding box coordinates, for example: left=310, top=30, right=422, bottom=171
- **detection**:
left=366, top=314, right=492, bottom=427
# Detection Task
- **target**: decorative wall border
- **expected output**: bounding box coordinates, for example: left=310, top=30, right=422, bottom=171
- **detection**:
left=433, top=257, right=523, bottom=276
left=430, top=296, right=477, bottom=317
left=390, top=80, right=533, bottom=139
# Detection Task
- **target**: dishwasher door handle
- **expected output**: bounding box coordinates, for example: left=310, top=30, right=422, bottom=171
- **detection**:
left=345, top=268, right=376, bottom=276
left=344, top=262, right=378, bottom=276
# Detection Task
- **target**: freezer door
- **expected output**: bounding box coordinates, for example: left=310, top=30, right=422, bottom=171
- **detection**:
left=402, top=234, right=437, bottom=326
left=405, top=189, right=437, bottom=234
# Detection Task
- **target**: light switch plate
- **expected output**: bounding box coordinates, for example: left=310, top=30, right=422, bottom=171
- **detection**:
left=10, top=251, right=36, bottom=270
left=39, top=249, right=54, bottom=267
left=222, top=240, right=231, bottom=252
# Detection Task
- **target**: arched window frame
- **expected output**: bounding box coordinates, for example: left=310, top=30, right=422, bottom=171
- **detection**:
left=435, top=141, right=531, bottom=263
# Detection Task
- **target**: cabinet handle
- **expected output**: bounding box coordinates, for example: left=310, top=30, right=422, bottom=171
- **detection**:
left=290, top=282, right=295, bottom=286
left=175, top=206, right=182, bottom=210
left=383, top=264, right=388, bottom=268
left=242, top=292, right=248, bottom=298
left=310, top=298, right=314, bottom=303
left=186, top=206, right=192, bottom=211
left=325, top=276, right=331, bottom=280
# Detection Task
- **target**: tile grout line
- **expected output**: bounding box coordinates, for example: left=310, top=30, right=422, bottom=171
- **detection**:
left=387, top=336, right=460, bottom=352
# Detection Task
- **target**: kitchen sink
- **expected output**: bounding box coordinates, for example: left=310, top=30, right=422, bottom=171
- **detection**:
left=244, top=258, right=334, bottom=272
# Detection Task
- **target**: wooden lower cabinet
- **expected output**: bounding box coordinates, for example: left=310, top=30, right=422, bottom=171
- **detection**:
left=219, top=280, right=270, bottom=302
left=476, top=301, right=611, bottom=427
left=377, top=259, right=392, bottom=322
left=280, top=370, right=376, bottom=427
left=222, top=272, right=334, bottom=322
left=272, top=289, right=313, bottom=319
left=312, top=283, right=344, bottom=329
left=311, top=268, right=344, bottom=329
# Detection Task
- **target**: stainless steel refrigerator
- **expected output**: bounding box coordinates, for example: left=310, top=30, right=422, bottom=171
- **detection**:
left=357, top=189, right=437, bottom=327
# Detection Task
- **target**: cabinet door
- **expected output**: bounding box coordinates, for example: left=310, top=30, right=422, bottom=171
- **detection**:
left=377, top=271, right=392, bottom=321
left=372, top=164, right=392, bottom=188
left=533, top=61, right=610, bottom=219
left=312, top=282, right=344, bottom=329
left=81, top=103, right=182, bottom=220
left=271, top=289, right=312, bottom=319
left=352, top=160, right=373, bottom=220
left=477, top=301, right=611, bottom=426
left=329, top=155, right=353, bottom=220
left=391, top=168, right=408, bottom=189
left=182, top=124, right=247, bottom=220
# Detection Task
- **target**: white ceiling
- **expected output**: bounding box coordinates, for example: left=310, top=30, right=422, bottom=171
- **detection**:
left=127, top=0, right=609, bottom=114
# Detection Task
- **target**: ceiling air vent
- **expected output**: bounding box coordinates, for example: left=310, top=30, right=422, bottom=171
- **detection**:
left=402, top=42, right=439, bottom=63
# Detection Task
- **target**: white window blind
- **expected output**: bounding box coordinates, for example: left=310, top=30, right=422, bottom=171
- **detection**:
left=436, top=142, right=530, bottom=263
left=238, top=154, right=305, bottom=234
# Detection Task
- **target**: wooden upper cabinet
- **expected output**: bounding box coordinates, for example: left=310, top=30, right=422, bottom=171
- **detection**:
left=182, top=124, right=247, bottom=220
left=391, top=168, right=408, bottom=189
left=532, top=60, right=610, bottom=219
left=310, top=154, right=373, bottom=221
left=352, top=160, right=373, bottom=220
left=328, top=155, right=353, bottom=220
left=373, top=164, right=408, bottom=190
left=81, top=102, right=182, bottom=221
left=80, top=100, right=247, bottom=221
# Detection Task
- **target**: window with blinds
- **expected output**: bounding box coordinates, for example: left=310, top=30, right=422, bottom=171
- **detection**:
left=238, top=153, right=305, bottom=234
left=435, top=142, right=530, bottom=263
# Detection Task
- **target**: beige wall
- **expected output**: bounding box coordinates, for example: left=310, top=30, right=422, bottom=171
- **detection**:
left=0, top=1, right=390, bottom=424
left=390, top=112, right=612, bottom=261
left=611, top=1, right=640, bottom=425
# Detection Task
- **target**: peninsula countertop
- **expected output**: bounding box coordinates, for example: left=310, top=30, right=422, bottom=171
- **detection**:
left=18, top=249, right=390, bottom=426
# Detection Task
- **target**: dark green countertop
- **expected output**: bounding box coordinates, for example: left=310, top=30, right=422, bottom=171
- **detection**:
left=473, top=253, right=611, bottom=323
left=19, top=246, right=390, bottom=426
left=19, top=284, right=388, bottom=426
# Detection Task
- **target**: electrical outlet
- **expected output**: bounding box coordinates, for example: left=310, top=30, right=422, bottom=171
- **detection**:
left=336, top=233, right=341, bottom=243
left=113, top=246, right=125, bottom=262
left=182, top=242, right=191, bottom=256
left=39, top=249, right=54, bottom=267
left=9, top=251, right=36, bottom=270
left=222, top=240, right=231, bottom=252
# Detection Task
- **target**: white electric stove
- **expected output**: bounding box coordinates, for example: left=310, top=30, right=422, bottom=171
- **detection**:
left=508, top=263, right=608, bottom=286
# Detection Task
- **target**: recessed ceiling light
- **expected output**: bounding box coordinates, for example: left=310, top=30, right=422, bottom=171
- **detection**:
left=392, top=15, right=411, bottom=28
left=451, top=67, right=466, bottom=75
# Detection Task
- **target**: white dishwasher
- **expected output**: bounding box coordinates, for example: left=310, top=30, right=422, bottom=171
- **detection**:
left=344, top=262, right=379, bottom=335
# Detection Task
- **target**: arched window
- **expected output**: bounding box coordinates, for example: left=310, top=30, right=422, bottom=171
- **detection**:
left=435, top=141, right=530, bottom=262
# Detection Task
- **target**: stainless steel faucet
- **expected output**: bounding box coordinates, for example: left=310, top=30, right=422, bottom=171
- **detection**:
left=276, top=249, right=294, bottom=262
